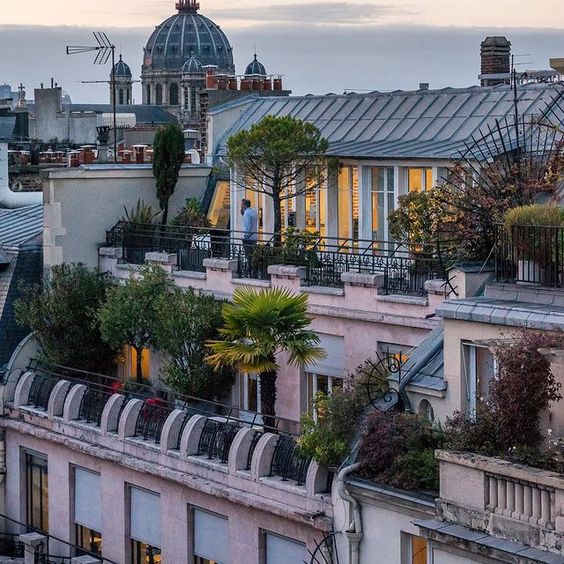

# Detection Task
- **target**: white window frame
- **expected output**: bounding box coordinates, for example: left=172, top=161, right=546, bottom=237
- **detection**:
left=462, top=342, right=497, bottom=416
left=306, top=372, right=343, bottom=422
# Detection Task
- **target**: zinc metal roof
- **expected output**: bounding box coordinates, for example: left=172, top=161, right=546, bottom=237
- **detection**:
left=0, top=204, right=43, bottom=248
left=215, top=83, right=564, bottom=160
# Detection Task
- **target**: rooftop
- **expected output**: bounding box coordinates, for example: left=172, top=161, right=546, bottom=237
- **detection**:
left=0, top=204, right=43, bottom=249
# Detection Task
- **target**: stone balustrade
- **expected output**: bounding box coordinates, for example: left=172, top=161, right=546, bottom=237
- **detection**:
left=3, top=370, right=331, bottom=530
left=436, top=450, right=564, bottom=555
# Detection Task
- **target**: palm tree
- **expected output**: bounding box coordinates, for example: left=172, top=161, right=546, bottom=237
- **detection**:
left=207, top=287, right=325, bottom=427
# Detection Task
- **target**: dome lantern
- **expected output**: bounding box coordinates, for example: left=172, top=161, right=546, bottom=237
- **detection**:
left=245, top=54, right=267, bottom=77
left=176, top=0, right=200, bottom=13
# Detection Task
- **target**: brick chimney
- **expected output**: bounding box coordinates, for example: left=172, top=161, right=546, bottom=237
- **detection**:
left=480, top=36, right=511, bottom=86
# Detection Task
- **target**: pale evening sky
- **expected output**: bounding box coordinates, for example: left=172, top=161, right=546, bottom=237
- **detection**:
left=2, top=0, right=564, bottom=102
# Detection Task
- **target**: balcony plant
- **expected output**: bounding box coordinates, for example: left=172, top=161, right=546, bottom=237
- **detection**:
left=503, top=204, right=564, bottom=285
left=206, top=287, right=325, bottom=427
left=15, top=263, right=119, bottom=375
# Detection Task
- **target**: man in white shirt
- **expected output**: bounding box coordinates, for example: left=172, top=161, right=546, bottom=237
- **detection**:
left=240, top=198, right=259, bottom=275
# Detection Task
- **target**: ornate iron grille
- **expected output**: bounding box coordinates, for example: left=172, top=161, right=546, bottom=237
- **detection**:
left=308, top=532, right=340, bottom=564
left=270, top=435, right=310, bottom=486
left=197, top=419, right=240, bottom=462
left=78, top=387, right=113, bottom=426
left=134, top=402, right=172, bottom=444
left=27, top=373, right=60, bottom=410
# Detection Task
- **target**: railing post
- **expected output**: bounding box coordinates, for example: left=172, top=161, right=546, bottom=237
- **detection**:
left=18, top=532, right=46, bottom=564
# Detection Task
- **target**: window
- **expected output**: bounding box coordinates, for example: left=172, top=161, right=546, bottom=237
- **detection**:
left=403, top=534, right=428, bottom=564
left=169, top=83, right=179, bottom=106
left=74, top=468, right=102, bottom=555
left=131, top=540, right=161, bottom=564
left=126, top=347, right=150, bottom=381
left=264, top=532, right=306, bottom=564
left=377, top=342, right=411, bottom=365
left=462, top=343, right=496, bottom=415
left=155, top=84, right=163, bottom=105
left=407, top=168, right=433, bottom=192
left=146, top=84, right=151, bottom=105
left=418, top=399, right=435, bottom=422
left=119, top=89, right=124, bottom=105
left=306, top=373, right=343, bottom=421
left=25, top=452, right=48, bottom=532
left=371, top=167, right=395, bottom=242
left=76, top=525, right=102, bottom=556
left=208, top=180, right=231, bottom=228
left=240, top=373, right=260, bottom=414
left=338, top=166, right=359, bottom=242
left=130, top=486, right=161, bottom=564
left=304, top=167, right=327, bottom=236
left=193, top=508, right=229, bottom=564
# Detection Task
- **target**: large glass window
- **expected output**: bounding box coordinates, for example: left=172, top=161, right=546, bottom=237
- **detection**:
left=169, top=83, right=179, bottom=106
left=126, top=347, right=150, bottom=381
left=407, top=168, right=433, bottom=192
left=131, top=540, right=161, bottom=564
left=462, top=343, right=496, bottom=415
left=371, top=167, right=395, bottom=242
left=208, top=180, right=230, bottom=228
left=155, top=84, right=163, bottom=106
left=74, top=467, right=102, bottom=555
left=239, top=373, right=260, bottom=414
left=25, top=452, right=48, bottom=532
left=337, top=166, right=359, bottom=242
left=304, top=167, right=327, bottom=236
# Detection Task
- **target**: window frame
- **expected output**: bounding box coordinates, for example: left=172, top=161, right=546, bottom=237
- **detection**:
left=24, top=450, right=49, bottom=533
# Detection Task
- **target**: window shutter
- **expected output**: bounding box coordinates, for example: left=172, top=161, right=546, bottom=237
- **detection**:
left=74, top=468, right=102, bottom=532
left=310, top=334, right=345, bottom=377
left=194, top=509, right=229, bottom=564
left=130, top=487, right=161, bottom=548
left=266, top=533, right=307, bottom=564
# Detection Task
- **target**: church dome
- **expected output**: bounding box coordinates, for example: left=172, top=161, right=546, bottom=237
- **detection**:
left=182, top=55, right=204, bottom=75
left=245, top=54, right=267, bottom=77
left=113, top=55, right=132, bottom=77
left=143, top=0, right=235, bottom=74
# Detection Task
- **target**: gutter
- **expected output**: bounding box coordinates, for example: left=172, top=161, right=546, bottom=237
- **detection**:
left=336, top=462, right=363, bottom=564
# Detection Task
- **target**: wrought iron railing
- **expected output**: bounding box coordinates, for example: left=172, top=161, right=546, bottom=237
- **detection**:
left=197, top=419, right=241, bottom=462
left=270, top=435, right=311, bottom=486
left=135, top=402, right=172, bottom=444
left=106, top=221, right=448, bottom=295
left=27, top=373, right=60, bottom=410
left=78, top=387, right=114, bottom=426
left=246, top=430, right=263, bottom=470
left=496, top=224, right=564, bottom=287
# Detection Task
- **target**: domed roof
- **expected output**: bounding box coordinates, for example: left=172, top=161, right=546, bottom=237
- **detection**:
left=182, top=55, right=204, bottom=75
left=245, top=54, right=267, bottom=77
left=143, top=0, right=234, bottom=74
left=113, top=55, right=132, bottom=77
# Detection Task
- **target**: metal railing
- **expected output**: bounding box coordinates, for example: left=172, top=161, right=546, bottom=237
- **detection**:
left=135, top=402, right=172, bottom=444
left=496, top=224, right=564, bottom=287
left=270, top=435, right=311, bottom=486
left=27, top=373, right=61, bottom=410
left=78, top=387, right=114, bottom=426
left=197, top=419, right=241, bottom=462
left=106, top=222, right=448, bottom=295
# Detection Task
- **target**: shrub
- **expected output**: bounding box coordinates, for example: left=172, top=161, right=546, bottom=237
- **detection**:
left=122, top=199, right=161, bottom=225
left=170, top=198, right=209, bottom=229
left=504, top=203, right=564, bottom=230
left=358, top=410, right=444, bottom=492
left=15, top=263, right=119, bottom=374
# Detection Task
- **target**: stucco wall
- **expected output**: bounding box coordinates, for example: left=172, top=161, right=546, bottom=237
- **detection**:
left=43, top=165, right=211, bottom=271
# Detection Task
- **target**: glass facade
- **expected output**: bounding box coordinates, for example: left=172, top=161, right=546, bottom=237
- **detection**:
left=25, top=452, right=48, bottom=532
left=337, top=166, right=359, bottom=242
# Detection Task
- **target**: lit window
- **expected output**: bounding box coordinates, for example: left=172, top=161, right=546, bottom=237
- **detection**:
left=76, top=525, right=102, bottom=557
left=131, top=540, right=161, bottom=564
left=338, top=166, right=359, bottom=242
left=410, top=535, right=428, bottom=564
left=377, top=342, right=411, bottom=365
left=208, top=180, right=230, bottom=228
left=407, top=168, right=433, bottom=192
left=306, top=373, right=343, bottom=421
left=127, top=347, right=151, bottom=381
left=305, top=166, right=327, bottom=236
left=371, top=166, right=395, bottom=243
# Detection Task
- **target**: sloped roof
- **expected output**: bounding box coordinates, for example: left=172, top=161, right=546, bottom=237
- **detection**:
left=215, top=83, right=564, bottom=159
left=0, top=204, right=43, bottom=248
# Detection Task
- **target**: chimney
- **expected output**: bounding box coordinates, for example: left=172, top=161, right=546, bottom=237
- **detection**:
left=480, top=36, right=511, bottom=86
left=419, top=83, right=429, bottom=91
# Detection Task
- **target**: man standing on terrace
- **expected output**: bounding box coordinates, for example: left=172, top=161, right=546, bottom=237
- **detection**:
left=241, top=198, right=259, bottom=275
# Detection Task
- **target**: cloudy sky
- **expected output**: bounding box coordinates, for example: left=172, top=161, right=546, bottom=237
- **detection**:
left=2, top=0, right=564, bottom=102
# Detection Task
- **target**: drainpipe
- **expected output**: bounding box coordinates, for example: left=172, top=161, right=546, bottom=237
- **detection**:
left=336, top=462, right=363, bottom=564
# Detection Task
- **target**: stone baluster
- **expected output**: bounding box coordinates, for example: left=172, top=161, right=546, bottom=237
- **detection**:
left=523, top=484, right=532, bottom=521
left=531, top=487, right=542, bottom=524
left=487, top=476, right=498, bottom=510
left=497, top=479, right=507, bottom=513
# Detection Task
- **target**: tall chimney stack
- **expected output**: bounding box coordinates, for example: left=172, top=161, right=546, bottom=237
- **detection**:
left=480, top=36, right=511, bottom=86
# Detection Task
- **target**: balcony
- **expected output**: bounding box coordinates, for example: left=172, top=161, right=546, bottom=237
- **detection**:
left=105, top=222, right=448, bottom=297
left=496, top=224, right=564, bottom=288
left=432, top=450, right=564, bottom=557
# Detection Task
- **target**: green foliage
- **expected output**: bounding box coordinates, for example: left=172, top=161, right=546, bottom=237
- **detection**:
left=121, top=199, right=161, bottom=225
left=297, top=356, right=390, bottom=467
left=14, top=263, right=118, bottom=373
left=359, top=411, right=445, bottom=492
left=207, top=287, right=325, bottom=418
left=155, top=287, right=233, bottom=400
left=152, top=123, right=185, bottom=225
left=170, top=198, right=209, bottom=229
left=504, top=203, right=564, bottom=229
left=97, top=265, right=172, bottom=381
left=445, top=329, right=563, bottom=469
left=227, top=115, right=328, bottom=235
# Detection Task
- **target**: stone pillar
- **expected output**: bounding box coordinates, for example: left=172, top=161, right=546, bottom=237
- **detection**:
left=19, top=532, right=46, bottom=564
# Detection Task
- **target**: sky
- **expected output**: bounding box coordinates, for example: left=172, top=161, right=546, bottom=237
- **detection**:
left=2, top=0, right=564, bottom=102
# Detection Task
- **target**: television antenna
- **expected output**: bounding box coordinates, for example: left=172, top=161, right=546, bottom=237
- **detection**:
left=66, top=32, right=118, bottom=163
